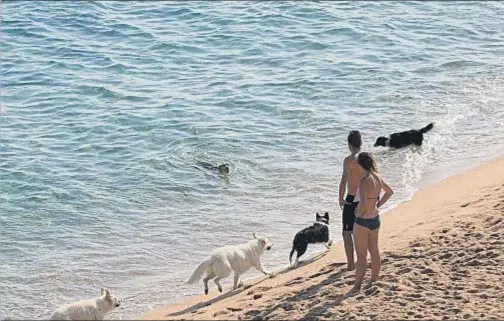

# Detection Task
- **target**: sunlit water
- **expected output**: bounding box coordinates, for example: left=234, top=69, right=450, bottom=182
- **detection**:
left=1, top=1, right=504, bottom=319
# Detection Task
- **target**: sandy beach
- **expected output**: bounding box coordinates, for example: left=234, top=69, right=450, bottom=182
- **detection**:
left=140, top=155, right=504, bottom=320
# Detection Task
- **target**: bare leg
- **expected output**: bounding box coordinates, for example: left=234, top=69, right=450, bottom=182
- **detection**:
left=352, top=224, right=369, bottom=292
left=343, top=230, right=355, bottom=271
left=368, top=227, right=381, bottom=282
left=203, top=272, right=215, bottom=295
left=214, top=277, right=223, bottom=293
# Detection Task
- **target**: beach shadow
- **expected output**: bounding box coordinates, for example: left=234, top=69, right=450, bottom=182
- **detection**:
left=167, top=252, right=333, bottom=317
left=303, top=290, right=357, bottom=319
left=250, top=265, right=351, bottom=320
left=277, top=251, right=329, bottom=276
left=165, top=276, right=272, bottom=317
left=166, top=291, right=238, bottom=317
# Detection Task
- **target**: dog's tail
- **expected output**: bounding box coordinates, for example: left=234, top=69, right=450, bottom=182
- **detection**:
left=186, top=259, right=211, bottom=284
left=289, top=247, right=296, bottom=264
left=420, top=122, right=434, bottom=134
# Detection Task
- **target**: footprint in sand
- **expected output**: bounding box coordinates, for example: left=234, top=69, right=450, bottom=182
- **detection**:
left=227, top=307, right=243, bottom=312
left=256, top=286, right=273, bottom=292
left=438, top=252, right=453, bottom=260
left=405, top=293, right=422, bottom=299
left=364, top=286, right=380, bottom=296
left=420, top=268, right=436, bottom=275
left=396, top=299, right=408, bottom=307
left=279, top=302, right=294, bottom=311
left=245, top=309, right=262, bottom=317
left=285, top=279, right=304, bottom=287
left=397, top=267, right=412, bottom=275
left=213, top=310, right=229, bottom=317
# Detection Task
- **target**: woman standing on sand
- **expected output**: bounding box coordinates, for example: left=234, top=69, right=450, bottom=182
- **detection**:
left=351, top=152, right=393, bottom=293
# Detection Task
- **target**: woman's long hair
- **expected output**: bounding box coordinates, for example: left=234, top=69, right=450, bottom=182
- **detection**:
left=358, top=152, right=378, bottom=174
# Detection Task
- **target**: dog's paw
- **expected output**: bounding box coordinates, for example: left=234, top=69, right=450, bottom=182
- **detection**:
left=205, top=288, right=209, bottom=295
left=218, top=287, right=223, bottom=293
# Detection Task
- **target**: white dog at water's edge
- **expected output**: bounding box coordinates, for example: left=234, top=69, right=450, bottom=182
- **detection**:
left=49, top=288, right=121, bottom=320
left=186, top=232, right=273, bottom=294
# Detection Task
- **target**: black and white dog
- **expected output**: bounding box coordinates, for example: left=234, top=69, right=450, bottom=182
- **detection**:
left=374, top=123, right=434, bottom=149
left=289, top=212, right=332, bottom=268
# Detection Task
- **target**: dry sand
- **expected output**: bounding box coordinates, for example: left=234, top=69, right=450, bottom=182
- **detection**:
left=140, top=156, right=504, bottom=320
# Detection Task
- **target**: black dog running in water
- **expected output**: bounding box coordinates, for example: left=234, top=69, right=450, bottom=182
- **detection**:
left=374, top=123, right=434, bottom=149
left=198, top=161, right=230, bottom=174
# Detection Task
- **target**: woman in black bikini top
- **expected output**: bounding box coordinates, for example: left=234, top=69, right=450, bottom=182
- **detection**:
left=350, top=152, right=394, bottom=294
left=356, top=172, right=382, bottom=221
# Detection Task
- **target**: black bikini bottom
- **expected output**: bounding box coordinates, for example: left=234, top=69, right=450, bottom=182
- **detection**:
left=355, top=215, right=381, bottom=230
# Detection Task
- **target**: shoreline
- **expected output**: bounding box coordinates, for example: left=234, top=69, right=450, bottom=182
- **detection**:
left=139, top=154, right=504, bottom=320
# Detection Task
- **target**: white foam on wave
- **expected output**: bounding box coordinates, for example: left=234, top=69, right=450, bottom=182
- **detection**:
left=373, top=75, right=504, bottom=215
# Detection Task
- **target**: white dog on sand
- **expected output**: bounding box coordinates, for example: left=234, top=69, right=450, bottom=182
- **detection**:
left=187, top=232, right=273, bottom=294
left=49, top=288, right=121, bottom=320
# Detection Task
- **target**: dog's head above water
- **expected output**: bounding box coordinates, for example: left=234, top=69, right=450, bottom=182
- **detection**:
left=374, top=136, right=389, bottom=147
left=253, top=232, right=272, bottom=251
left=316, top=212, right=330, bottom=225
left=217, top=164, right=230, bottom=174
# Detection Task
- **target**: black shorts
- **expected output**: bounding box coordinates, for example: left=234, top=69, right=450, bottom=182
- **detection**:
left=342, top=195, right=359, bottom=232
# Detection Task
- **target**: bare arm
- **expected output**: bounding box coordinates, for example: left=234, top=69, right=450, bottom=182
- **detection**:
left=377, top=177, right=393, bottom=209
left=338, top=158, right=349, bottom=209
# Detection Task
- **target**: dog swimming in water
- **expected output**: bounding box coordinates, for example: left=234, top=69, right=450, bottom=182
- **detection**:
left=197, top=161, right=230, bottom=174
left=374, top=123, right=434, bottom=149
